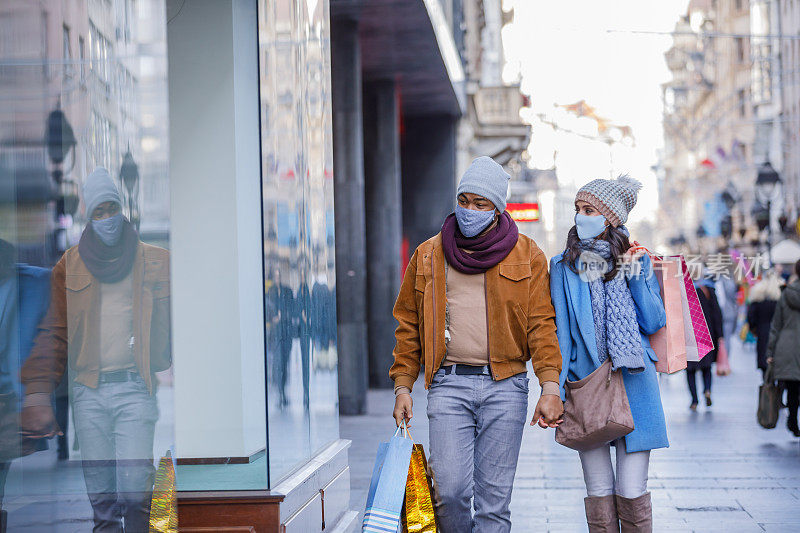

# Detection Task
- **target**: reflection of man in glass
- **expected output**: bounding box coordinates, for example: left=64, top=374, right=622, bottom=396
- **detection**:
left=297, top=270, right=311, bottom=409
left=20, top=168, right=171, bottom=532
left=267, top=268, right=294, bottom=408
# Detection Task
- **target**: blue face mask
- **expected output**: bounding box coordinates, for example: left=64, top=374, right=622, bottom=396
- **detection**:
left=575, top=213, right=607, bottom=240
left=92, top=214, right=125, bottom=246
left=455, top=205, right=496, bottom=237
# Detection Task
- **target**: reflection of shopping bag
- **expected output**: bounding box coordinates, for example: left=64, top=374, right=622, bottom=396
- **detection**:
left=401, top=440, right=437, bottom=533
left=149, top=451, right=178, bottom=533
left=649, top=256, right=688, bottom=374
left=678, top=257, right=714, bottom=359
left=363, top=424, right=414, bottom=532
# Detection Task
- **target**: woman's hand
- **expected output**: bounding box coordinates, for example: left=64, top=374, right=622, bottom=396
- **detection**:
left=623, top=240, right=646, bottom=262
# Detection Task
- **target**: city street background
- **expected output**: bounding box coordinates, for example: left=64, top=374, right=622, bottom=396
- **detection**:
left=342, top=338, right=800, bottom=532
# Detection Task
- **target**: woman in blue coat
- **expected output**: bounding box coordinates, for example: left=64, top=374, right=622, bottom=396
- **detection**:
left=549, top=176, right=667, bottom=533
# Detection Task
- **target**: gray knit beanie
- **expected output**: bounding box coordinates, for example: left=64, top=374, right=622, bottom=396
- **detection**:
left=457, top=156, right=510, bottom=212
left=575, top=174, right=642, bottom=227
left=83, top=167, right=121, bottom=218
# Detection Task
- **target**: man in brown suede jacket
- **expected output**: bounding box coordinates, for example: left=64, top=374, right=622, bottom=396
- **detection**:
left=390, top=157, right=563, bottom=533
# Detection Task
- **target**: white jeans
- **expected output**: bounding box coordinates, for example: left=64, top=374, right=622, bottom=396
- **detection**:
left=578, top=438, right=650, bottom=499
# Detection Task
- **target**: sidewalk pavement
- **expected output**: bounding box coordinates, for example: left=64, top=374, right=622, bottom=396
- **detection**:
left=340, top=339, right=800, bottom=532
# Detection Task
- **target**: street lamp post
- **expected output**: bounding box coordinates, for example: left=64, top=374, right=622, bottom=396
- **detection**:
left=45, top=106, right=77, bottom=257
left=754, top=161, right=783, bottom=265
left=119, top=148, right=140, bottom=230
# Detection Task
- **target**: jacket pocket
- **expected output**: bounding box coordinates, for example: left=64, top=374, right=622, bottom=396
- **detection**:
left=499, top=263, right=532, bottom=282
left=144, top=260, right=170, bottom=300
left=65, top=275, right=92, bottom=341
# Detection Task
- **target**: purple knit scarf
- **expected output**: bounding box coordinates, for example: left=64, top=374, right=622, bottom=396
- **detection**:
left=441, top=211, right=519, bottom=274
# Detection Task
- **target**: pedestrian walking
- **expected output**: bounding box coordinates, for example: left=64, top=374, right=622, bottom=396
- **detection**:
left=716, top=274, right=739, bottom=358
left=389, top=156, right=563, bottom=533
left=20, top=168, right=171, bottom=532
left=765, top=260, right=800, bottom=438
left=747, top=274, right=782, bottom=377
left=687, top=276, right=725, bottom=409
left=549, top=175, right=667, bottom=533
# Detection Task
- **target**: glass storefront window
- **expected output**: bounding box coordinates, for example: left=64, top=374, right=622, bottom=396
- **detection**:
left=0, top=2, right=340, bottom=528
left=0, top=0, right=173, bottom=529
left=258, top=0, right=339, bottom=485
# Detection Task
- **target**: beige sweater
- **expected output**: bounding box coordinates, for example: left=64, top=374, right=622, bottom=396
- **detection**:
left=443, top=266, right=490, bottom=366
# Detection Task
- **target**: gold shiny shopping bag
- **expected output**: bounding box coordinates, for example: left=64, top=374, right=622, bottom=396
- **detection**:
left=149, top=451, right=178, bottom=533
left=401, top=443, right=437, bottom=533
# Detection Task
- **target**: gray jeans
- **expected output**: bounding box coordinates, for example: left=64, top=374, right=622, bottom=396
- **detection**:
left=72, top=376, right=158, bottom=532
left=578, top=438, right=650, bottom=499
left=426, top=369, right=529, bottom=533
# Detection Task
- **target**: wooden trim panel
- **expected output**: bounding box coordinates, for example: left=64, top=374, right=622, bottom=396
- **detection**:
left=178, top=490, right=285, bottom=533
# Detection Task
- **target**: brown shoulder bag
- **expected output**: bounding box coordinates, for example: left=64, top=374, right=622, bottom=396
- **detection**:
left=555, top=360, right=635, bottom=451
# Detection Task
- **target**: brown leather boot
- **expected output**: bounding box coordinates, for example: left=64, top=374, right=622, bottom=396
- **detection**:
left=615, top=492, right=652, bottom=533
left=584, top=495, right=620, bottom=533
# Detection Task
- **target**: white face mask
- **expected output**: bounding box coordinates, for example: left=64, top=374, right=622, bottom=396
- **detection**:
left=574, top=213, right=607, bottom=240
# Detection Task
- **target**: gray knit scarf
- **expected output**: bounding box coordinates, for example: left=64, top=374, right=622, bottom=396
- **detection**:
left=577, top=236, right=645, bottom=373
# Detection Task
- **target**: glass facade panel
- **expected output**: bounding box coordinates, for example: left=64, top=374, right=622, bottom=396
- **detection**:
left=1, top=0, right=341, bottom=520
left=258, top=0, right=339, bottom=485
left=0, top=0, right=172, bottom=530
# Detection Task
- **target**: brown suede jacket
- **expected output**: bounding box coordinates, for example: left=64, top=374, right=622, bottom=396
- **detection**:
left=389, top=232, right=561, bottom=391
left=21, top=242, right=171, bottom=395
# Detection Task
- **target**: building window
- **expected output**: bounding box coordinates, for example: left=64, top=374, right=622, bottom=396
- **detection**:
left=735, top=0, right=744, bottom=12
left=738, top=89, right=747, bottom=118
left=89, top=22, right=113, bottom=96
left=735, top=37, right=747, bottom=64
left=42, top=12, right=49, bottom=78
left=752, top=40, right=772, bottom=103
left=79, top=36, right=85, bottom=84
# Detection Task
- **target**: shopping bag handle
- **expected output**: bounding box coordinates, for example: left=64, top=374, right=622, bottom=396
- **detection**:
left=629, top=243, right=657, bottom=257
left=394, top=420, right=414, bottom=441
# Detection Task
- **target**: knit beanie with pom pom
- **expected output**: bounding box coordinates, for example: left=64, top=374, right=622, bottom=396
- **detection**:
left=575, top=174, right=642, bottom=227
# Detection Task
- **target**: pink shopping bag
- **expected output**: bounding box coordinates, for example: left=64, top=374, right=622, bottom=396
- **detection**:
left=648, top=256, right=688, bottom=374
left=677, top=257, right=714, bottom=359
left=677, top=270, right=701, bottom=361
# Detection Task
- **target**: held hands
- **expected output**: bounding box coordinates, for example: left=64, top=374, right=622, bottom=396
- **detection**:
left=393, top=393, right=413, bottom=427
left=531, top=394, right=564, bottom=429
left=20, top=405, right=62, bottom=439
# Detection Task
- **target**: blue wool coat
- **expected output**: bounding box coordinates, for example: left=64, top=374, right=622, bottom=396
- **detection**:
left=549, top=253, right=669, bottom=453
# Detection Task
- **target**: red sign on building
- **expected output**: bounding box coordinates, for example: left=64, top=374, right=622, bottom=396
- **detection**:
left=506, top=202, right=540, bottom=222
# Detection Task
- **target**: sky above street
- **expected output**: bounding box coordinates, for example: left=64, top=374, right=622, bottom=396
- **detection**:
left=503, top=0, right=690, bottom=223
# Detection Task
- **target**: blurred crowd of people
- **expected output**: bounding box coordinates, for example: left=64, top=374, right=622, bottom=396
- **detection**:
left=687, top=256, right=800, bottom=438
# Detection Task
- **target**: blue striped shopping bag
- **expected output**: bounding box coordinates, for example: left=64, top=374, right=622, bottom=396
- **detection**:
left=362, top=423, right=414, bottom=532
